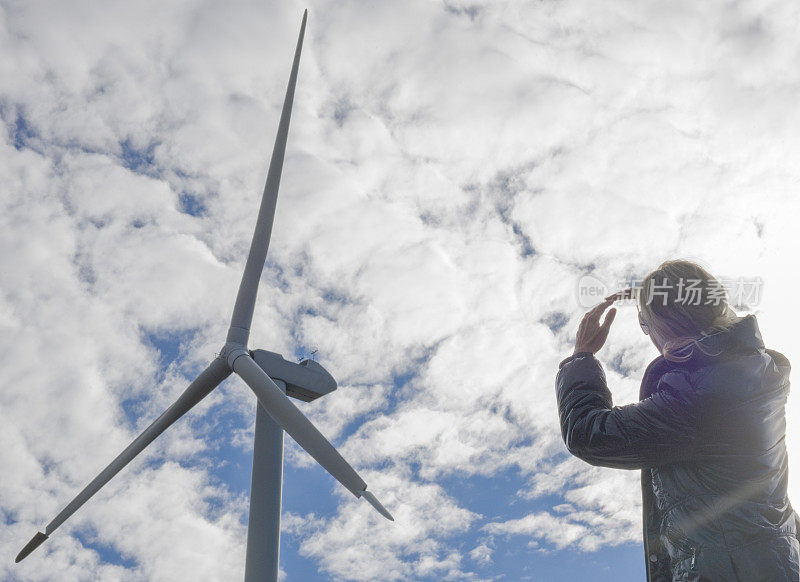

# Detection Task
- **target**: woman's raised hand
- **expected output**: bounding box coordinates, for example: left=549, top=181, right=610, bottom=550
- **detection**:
left=573, top=295, right=617, bottom=355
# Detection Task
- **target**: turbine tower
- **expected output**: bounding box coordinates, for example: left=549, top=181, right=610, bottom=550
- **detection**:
left=15, top=10, right=393, bottom=581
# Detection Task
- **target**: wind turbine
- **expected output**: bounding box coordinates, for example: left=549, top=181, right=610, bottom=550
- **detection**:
left=15, top=9, right=394, bottom=580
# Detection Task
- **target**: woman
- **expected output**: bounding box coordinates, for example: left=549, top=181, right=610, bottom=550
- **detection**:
left=556, top=259, right=799, bottom=581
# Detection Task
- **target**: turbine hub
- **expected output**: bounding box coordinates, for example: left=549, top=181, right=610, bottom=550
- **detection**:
left=220, top=343, right=250, bottom=370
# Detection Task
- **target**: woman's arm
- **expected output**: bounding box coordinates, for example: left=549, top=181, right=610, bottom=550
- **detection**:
left=555, top=352, right=702, bottom=469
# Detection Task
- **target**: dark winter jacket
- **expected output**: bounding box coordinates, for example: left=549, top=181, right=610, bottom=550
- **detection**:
left=556, top=314, right=800, bottom=581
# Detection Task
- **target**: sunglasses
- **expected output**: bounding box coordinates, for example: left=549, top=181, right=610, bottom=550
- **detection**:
left=636, top=300, right=650, bottom=335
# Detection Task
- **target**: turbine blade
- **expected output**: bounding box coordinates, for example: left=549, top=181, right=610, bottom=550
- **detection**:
left=15, top=357, right=231, bottom=562
left=360, top=489, right=395, bottom=521
left=15, top=532, right=47, bottom=563
left=227, top=9, right=308, bottom=345
left=233, top=354, right=392, bottom=520
left=233, top=354, right=394, bottom=521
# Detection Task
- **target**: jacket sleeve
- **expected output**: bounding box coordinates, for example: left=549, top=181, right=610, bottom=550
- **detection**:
left=555, top=352, right=702, bottom=469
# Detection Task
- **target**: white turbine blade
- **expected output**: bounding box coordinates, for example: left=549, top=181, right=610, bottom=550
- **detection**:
left=15, top=357, right=231, bottom=563
left=233, top=354, right=393, bottom=520
left=227, top=9, right=307, bottom=346
left=233, top=353, right=365, bottom=495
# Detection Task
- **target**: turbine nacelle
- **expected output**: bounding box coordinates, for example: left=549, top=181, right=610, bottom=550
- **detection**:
left=252, top=349, right=336, bottom=402
left=222, top=343, right=337, bottom=403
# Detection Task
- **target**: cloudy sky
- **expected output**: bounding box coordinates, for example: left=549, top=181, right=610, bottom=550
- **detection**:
left=2, top=0, right=799, bottom=580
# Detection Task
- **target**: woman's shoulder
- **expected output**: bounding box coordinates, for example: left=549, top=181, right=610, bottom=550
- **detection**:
left=668, top=347, right=790, bottom=404
left=764, top=348, right=791, bottom=371
left=641, top=342, right=790, bottom=400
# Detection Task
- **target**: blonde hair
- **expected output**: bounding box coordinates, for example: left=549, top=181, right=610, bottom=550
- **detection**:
left=637, top=259, right=743, bottom=363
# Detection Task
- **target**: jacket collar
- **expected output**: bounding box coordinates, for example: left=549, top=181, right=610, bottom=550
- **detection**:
left=672, top=314, right=764, bottom=368
left=639, top=314, right=763, bottom=399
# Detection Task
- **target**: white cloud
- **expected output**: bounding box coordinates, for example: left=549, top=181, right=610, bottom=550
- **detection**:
left=2, top=0, right=799, bottom=581
left=468, top=538, right=494, bottom=566
left=283, top=471, right=479, bottom=582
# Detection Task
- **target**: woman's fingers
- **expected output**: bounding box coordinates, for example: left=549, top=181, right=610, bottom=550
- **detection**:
left=589, top=308, right=616, bottom=339
left=575, top=293, right=620, bottom=354
left=584, top=299, right=608, bottom=318
left=585, top=296, right=615, bottom=321
left=601, top=307, right=617, bottom=330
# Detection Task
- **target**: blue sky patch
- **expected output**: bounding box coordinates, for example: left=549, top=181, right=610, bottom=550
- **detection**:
left=119, top=138, right=157, bottom=176
left=178, top=192, right=207, bottom=217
